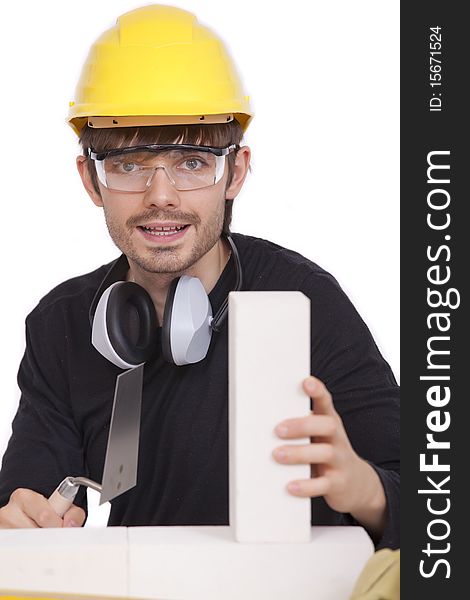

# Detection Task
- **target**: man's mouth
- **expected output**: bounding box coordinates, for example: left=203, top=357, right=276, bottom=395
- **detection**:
left=138, top=224, right=190, bottom=237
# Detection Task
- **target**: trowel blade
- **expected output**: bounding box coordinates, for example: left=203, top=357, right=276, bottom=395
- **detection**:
left=100, top=363, right=144, bottom=504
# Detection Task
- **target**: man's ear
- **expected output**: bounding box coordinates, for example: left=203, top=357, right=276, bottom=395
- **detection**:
left=225, top=146, right=251, bottom=200
left=76, top=155, right=103, bottom=207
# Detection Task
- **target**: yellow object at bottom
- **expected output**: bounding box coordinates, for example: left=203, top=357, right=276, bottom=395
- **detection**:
left=349, top=548, right=400, bottom=600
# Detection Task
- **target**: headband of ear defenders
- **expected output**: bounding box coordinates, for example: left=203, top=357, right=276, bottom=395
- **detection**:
left=89, top=235, right=243, bottom=368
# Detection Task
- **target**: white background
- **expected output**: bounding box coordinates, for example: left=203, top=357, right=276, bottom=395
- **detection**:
left=0, top=1, right=399, bottom=524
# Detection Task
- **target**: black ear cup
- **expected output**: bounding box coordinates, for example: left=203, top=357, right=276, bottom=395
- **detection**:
left=106, top=282, right=157, bottom=365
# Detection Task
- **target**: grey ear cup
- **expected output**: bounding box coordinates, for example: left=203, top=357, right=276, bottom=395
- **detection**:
left=162, top=276, right=213, bottom=366
left=92, top=281, right=157, bottom=369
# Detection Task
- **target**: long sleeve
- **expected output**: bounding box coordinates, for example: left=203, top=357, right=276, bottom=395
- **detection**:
left=0, top=308, right=88, bottom=511
left=302, top=270, right=400, bottom=550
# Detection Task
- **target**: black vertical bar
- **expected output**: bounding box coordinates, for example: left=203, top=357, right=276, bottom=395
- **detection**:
left=401, top=2, right=466, bottom=596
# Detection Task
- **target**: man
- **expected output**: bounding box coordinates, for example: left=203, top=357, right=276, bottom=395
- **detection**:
left=0, top=5, right=399, bottom=549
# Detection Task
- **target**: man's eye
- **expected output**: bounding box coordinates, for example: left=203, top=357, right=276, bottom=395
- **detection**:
left=110, top=160, right=139, bottom=173
left=184, top=158, right=202, bottom=170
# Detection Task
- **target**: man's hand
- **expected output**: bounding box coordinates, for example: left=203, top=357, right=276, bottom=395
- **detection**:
left=0, top=488, right=85, bottom=529
left=273, top=376, right=387, bottom=539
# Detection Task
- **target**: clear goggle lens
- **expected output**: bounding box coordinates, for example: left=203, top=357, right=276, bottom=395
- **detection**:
left=94, top=148, right=229, bottom=192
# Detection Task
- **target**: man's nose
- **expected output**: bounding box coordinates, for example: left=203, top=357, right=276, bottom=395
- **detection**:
left=142, top=166, right=180, bottom=209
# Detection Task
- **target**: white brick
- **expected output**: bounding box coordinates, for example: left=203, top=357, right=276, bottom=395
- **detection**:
left=229, top=291, right=311, bottom=543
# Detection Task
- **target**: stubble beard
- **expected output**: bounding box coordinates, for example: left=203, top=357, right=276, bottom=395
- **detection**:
left=103, top=203, right=225, bottom=275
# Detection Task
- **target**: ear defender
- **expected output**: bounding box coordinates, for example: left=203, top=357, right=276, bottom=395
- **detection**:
left=89, top=235, right=243, bottom=369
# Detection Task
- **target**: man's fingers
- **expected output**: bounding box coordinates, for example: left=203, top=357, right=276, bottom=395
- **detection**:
left=286, top=476, right=331, bottom=498
left=275, top=377, right=340, bottom=439
left=63, top=505, right=86, bottom=528
left=1, top=489, right=85, bottom=529
left=303, top=376, right=336, bottom=416
left=275, top=414, right=337, bottom=439
left=273, top=443, right=334, bottom=465
left=0, top=502, right=38, bottom=528
left=11, top=488, right=63, bottom=528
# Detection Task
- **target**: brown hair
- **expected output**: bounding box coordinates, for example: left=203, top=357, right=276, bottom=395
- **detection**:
left=79, top=121, right=244, bottom=233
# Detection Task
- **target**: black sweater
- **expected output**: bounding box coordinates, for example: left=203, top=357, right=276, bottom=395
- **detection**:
left=0, top=233, right=400, bottom=549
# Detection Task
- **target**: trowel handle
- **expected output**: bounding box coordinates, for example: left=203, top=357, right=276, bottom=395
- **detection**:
left=48, top=476, right=102, bottom=517
left=48, top=476, right=80, bottom=517
left=48, top=488, right=74, bottom=517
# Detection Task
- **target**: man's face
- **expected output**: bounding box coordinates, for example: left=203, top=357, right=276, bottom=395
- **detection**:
left=78, top=140, right=250, bottom=276
left=101, top=166, right=227, bottom=275
left=84, top=157, right=229, bottom=276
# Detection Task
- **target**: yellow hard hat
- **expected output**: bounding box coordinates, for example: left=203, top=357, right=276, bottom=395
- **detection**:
left=68, top=5, right=253, bottom=136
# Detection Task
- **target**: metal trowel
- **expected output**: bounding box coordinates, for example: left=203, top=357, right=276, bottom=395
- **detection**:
left=48, top=364, right=144, bottom=516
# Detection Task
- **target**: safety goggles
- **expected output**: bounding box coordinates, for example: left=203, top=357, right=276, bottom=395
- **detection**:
left=88, top=144, right=238, bottom=192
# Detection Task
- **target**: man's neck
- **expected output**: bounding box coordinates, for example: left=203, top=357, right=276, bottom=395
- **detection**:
left=126, top=237, right=231, bottom=325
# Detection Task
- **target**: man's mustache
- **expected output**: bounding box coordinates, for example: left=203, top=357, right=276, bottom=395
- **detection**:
left=126, top=210, right=201, bottom=228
